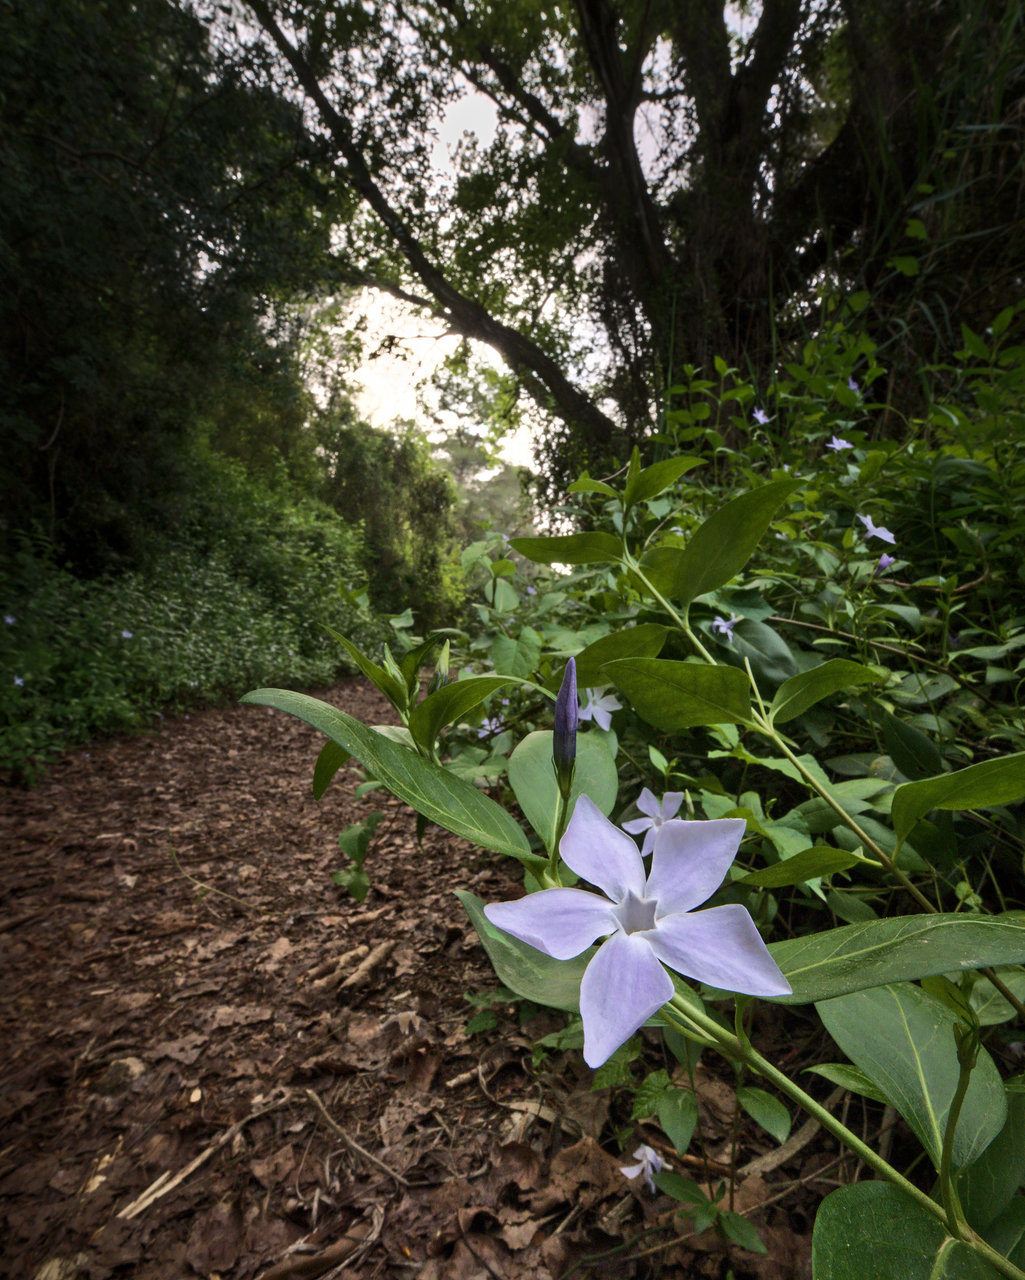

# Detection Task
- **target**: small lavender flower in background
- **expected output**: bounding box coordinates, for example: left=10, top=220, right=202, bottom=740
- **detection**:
left=578, top=687, right=621, bottom=732
left=477, top=716, right=504, bottom=739
left=826, top=435, right=853, bottom=451
left=525, top=585, right=537, bottom=595
left=13, top=675, right=24, bottom=687
left=622, top=787, right=685, bottom=856
left=620, top=1144, right=664, bottom=1194
left=712, top=613, right=739, bottom=643
left=484, top=796, right=791, bottom=1067
left=848, top=377, right=860, bottom=393
left=120, top=629, right=133, bottom=639
left=856, top=514, right=896, bottom=545
left=3, top=615, right=14, bottom=625
left=753, top=407, right=770, bottom=425
left=875, top=553, right=896, bottom=575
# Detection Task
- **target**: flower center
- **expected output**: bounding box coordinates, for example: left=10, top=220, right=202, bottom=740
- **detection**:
left=616, top=890, right=658, bottom=936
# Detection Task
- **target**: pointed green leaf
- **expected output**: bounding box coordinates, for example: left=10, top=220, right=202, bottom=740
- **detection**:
left=242, top=689, right=532, bottom=861
left=407, top=676, right=519, bottom=754
left=510, top=532, right=623, bottom=565
left=326, top=628, right=408, bottom=710
left=624, top=456, right=702, bottom=508
left=738, top=846, right=864, bottom=887
left=879, top=709, right=946, bottom=780
left=313, top=739, right=350, bottom=800
left=960, top=1091, right=1025, bottom=1232
left=813, top=1183, right=1002, bottom=1280
left=657, top=1089, right=698, bottom=1155
left=567, top=475, right=618, bottom=497
left=737, top=1086, right=791, bottom=1145
left=770, top=660, right=886, bottom=724
left=805, top=1063, right=889, bottom=1105
left=817, top=982, right=1005, bottom=1169
left=507, top=730, right=618, bottom=854
left=769, top=914, right=1025, bottom=1005
left=456, top=890, right=589, bottom=1011
left=639, top=479, right=800, bottom=606
left=491, top=626, right=543, bottom=677
left=604, top=658, right=753, bottom=729
left=892, top=752, right=1025, bottom=844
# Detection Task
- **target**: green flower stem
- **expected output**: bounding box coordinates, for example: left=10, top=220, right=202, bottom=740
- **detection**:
left=624, top=559, right=717, bottom=665
left=661, top=995, right=1025, bottom=1280
left=939, top=1033, right=977, bottom=1240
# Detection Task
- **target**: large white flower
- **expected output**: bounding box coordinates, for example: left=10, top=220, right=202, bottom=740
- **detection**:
left=485, top=796, right=791, bottom=1067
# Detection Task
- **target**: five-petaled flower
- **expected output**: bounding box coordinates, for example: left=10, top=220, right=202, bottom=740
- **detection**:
left=120, top=629, right=133, bottom=639
left=712, top=613, right=739, bottom=643
left=856, top=514, right=896, bottom=545
left=623, top=787, right=685, bottom=856
left=578, top=687, right=621, bottom=732
left=13, top=675, right=24, bottom=687
left=826, top=436, right=853, bottom=451
left=477, top=716, right=503, bottom=738
left=753, top=407, right=770, bottom=425
left=620, top=1144, right=664, bottom=1194
left=484, top=796, right=792, bottom=1067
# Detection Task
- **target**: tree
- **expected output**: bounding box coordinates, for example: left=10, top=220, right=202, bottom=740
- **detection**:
left=239, top=0, right=1025, bottom=489
left=0, top=0, right=341, bottom=568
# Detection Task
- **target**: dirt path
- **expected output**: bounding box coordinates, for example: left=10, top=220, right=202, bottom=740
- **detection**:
left=0, top=681, right=814, bottom=1279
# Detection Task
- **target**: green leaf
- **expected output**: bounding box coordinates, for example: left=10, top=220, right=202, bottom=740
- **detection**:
left=817, top=982, right=1005, bottom=1169
left=737, top=1086, right=791, bottom=1145
left=491, top=627, right=543, bottom=677
left=805, top=1063, right=889, bottom=1104
left=313, top=739, right=350, bottom=800
left=510, top=532, right=623, bottom=565
left=456, top=890, right=589, bottom=1011
left=658, top=1088, right=699, bottom=1155
left=242, top=689, right=532, bottom=861
left=604, top=658, right=753, bottom=729
left=407, top=675, right=517, bottom=753
left=507, top=730, right=618, bottom=854
left=960, top=1091, right=1025, bottom=1232
left=891, top=255, right=921, bottom=277
left=892, top=752, right=1025, bottom=844
left=567, top=475, right=618, bottom=497
left=570, top=623, right=667, bottom=687
left=639, top=479, right=800, bottom=606
left=624, top=456, right=702, bottom=508
left=770, top=660, right=886, bottom=725
left=879, top=709, right=946, bottom=781
left=326, top=628, right=408, bottom=710
left=770, top=914, right=1025, bottom=1005
left=970, top=969, right=1025, bottom=1026
left=738, top=846, right=864, bottom=887
left=718, top=1210, right=768, bottom=1254
left=813, top=1182, right=1002, bottom=1280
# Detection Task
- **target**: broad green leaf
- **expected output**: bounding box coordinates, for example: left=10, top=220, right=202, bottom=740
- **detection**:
left=738, top=846, right=864, bottom=887
left=813, top=1182, right=1002, bottom=1280
left=242, top=690, right=532, bottom=861
left=510, top=532, right=623, bottom=565
left=817, top=983, right=1005, bottom=1169
left=604, top=658, right=753, bottom=729
left=970, top=969, right=1025, bottom=1026
left=407, top=675, right=518, bottom=754
left=892, top=752, right=1025, bottom=844
left=567, top=475, right=618, bottom=497
left=960, top=1092, right=1025, bottom=1232
left=456, top=890, right=589, bottom=1012
left=737, top=1086, right=791, bottom=1145
left=313, top=739, right=350, bottom=800
left=769, top=914, right=1025, bottom=1005
left=879, top=709, right=946, bottom=781
left=770, top=660, right=886, bottom=725
left=491, top=627, right=543, bottom=677
left=805, top=1062, right=888, bottom=1104
left=639, top=479, right=800, bottom=606
left=623, top=455, right=702, bottom=508
left=657, top=1088, right=698, bottom=1155
left=507, top=730, right=618, bottom=854
left=570, top=623, right=667, bottom=687
left=718, top=1211, right=768, bottom=1254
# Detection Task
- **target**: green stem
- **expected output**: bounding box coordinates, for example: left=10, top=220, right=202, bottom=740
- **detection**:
left=939, top=1033, right=976, bottom=1240
left=660, top=996, right=1025, bottom=1280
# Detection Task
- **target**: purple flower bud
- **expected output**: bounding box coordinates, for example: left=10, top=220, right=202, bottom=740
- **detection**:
left=553, top=657, right=578, bottom=796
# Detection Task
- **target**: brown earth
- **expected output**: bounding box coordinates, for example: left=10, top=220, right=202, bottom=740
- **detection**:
left=0, top=679, right=832, bottom=1279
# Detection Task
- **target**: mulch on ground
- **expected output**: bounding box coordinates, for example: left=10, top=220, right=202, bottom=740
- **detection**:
left=1, top=679, right=828, bottom=1279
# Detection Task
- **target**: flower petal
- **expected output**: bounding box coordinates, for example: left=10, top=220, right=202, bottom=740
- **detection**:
left=621, top=816, right=653, bottom=836
left=645, top=818, right=745, bottom=914
left=646, top=905, right=792, bottom=996
left=580, top=932, right=673, bottom=1067
left=561, top=794, right=646, bottom=902
left=484, top=888, right=616, bottom=961
left=635, top=787, right=660, bottom=818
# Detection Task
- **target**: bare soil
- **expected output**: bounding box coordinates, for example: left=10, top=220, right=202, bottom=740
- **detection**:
left=0, top=679, right=828, bottom=1279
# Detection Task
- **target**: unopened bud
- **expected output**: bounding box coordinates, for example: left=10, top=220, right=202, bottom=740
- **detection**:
left=553, top=657, right=578, bottom=798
